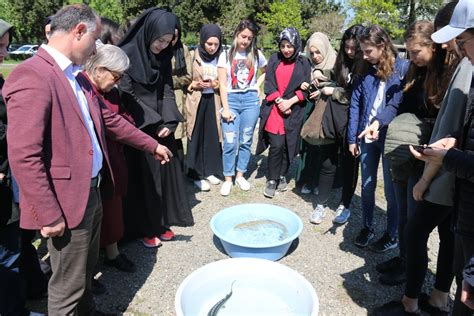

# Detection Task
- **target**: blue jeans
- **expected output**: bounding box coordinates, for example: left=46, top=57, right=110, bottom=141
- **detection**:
left=221, top=91, right=260, bottom=177
left=360, top=135, right=398, bottom=238
left=393, top=173, right=420, bottom=259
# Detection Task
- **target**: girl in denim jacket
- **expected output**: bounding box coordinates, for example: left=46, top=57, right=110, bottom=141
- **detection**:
left=347, top=25, right=408, bottom=251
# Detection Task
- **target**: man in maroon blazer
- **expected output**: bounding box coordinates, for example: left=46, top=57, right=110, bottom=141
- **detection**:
left=3, top=4, right=171, bottom=315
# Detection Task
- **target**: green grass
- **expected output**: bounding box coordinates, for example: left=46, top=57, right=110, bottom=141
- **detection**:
left=0, top=59, right=21, bottom=79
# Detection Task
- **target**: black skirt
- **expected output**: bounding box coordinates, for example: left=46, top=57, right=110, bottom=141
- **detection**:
left=186, top=94, right=223, bottom=180
left=123, top=133, right=193, bottom=239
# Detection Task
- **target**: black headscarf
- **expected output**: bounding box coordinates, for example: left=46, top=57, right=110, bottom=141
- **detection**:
left=119, top=8, right=177, bottom=84
left=198, top=24, right=222, bottom=63
left=277, top=27, right=301, bottom=61
left=173, top=18, right=187, bottom=76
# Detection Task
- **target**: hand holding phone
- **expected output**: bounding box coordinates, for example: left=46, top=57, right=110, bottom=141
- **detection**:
left=412, top=145, right=431, bottom=154
left=307, top=83, right=319, bottom=94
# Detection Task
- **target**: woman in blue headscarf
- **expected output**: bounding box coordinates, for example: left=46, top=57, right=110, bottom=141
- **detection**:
left=255, top=27, right=311, bottom=198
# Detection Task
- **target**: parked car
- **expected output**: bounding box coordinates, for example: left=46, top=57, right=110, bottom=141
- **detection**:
left=9, top=44, right=39, bottom=56
left=7, top=44, right=22, bottom=53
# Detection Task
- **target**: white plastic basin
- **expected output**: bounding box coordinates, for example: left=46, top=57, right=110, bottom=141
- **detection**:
left=175, top=258, right=319, bottom=316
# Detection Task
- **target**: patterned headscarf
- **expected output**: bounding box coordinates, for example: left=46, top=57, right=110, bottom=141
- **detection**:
left=277, top=27, right=301, bottom=61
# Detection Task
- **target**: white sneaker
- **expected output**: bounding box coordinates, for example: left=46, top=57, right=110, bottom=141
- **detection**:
left=235, top=177, right=251, bottom=191
left=301, top=184, right=311, bottom=194
left=206, top=175, right=221, bottom=185
left=333, top=205, right=351, bottom=224
left=220, top=181, right=233, bottom=196
left=310, top=204, right=326, bottom=224
left=194, top=179, right=210, bottom=191
left=313, top=187, right=319, bottom=195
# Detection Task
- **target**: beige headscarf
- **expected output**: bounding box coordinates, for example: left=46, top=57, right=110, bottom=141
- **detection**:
left=305, top=32, right=337, bottom=72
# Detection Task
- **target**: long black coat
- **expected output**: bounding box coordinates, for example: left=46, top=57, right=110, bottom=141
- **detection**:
left=119, top=60, right=193, bottom=238
left=256, top=53, right=311, bottom=161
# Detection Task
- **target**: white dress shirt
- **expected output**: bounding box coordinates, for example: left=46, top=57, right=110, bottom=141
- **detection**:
left=41, top=44, right=103, bottom=177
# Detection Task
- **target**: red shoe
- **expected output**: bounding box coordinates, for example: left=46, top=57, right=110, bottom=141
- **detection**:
left=142, top=237, right=162, bottom=248
left=159, top=229, right=175, bottom=241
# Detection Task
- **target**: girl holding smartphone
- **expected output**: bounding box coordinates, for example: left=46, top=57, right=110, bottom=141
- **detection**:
left=186, top=24, right=223, bottom=191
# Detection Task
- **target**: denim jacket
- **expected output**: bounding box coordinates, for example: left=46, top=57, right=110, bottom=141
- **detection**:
left=347, top=57, right=409, bottom=145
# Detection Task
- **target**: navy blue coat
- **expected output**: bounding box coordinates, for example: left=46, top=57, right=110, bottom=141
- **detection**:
left=347, top=57, right=409, bottom=145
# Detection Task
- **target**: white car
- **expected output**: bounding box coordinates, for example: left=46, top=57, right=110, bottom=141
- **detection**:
left=9, top=44, right=39, bottom=56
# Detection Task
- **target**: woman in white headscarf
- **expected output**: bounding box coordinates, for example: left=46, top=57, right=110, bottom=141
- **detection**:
left=295, top=32, right=337, bottom=200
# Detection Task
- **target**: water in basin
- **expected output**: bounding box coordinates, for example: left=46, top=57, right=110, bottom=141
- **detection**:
left=201, top=282, right=296, bottom=316
left=226, top=219, right=289, bottom=246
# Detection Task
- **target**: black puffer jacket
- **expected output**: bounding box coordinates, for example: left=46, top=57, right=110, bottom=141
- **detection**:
left=445, top=74, right=474, bottom=237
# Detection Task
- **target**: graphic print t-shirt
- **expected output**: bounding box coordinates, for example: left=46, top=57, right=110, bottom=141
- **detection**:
left=217, top=50, right=267, bottom=93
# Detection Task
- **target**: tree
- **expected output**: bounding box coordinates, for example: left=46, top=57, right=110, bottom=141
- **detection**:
left=217, top=0, right=254, bottom=42
left=88, top=0, right=123, bottom=23
left=307, top=11, right=345, bottom=45
left=395, top=0, right=444, bottom=28
left=348, top=0, right=404, bottom=39
left=7, top=0, right=64, bottom=43
left=257, top=0, right=307, bottom=41
left=0, top=0, right=14, bottom=24
left=119, top=0, right=156, bottom=22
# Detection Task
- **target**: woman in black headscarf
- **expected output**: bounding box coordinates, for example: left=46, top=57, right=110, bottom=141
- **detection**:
left=255, top=27, right=311, bottom=198
left=185, top=24, right=223, bottom=191
left=118, top=8, right=193, bottom=248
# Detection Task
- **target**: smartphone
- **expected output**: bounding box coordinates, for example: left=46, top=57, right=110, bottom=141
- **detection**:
left=307, top=83, right=319, bottom=94
left=413, top=145, right=431, bottom=153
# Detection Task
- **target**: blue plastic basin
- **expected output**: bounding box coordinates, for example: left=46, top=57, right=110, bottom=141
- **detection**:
left=210, top=203, right=303, bottom=261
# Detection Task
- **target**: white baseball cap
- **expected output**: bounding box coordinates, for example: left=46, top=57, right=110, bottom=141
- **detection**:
left=432, top=0, right=474, bottom=43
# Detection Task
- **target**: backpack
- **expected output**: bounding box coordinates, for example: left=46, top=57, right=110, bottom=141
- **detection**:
left=384, top=113, right=433, bottom=182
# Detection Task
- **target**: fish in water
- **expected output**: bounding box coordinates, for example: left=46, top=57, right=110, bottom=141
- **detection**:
left=234, top=220, right=288, bottom=242
left=207, top=281, right=236, bottom=316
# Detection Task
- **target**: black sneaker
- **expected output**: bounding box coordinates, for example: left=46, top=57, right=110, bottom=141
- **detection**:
left=370, top=233, right=398, bottom=253
left=354, top=228, right=375, bottom=248
left=277, top=176, right=288, bottom=192
left=376, top=256, right=403, bottom=273
left=264, top=180, right=277, bottom=198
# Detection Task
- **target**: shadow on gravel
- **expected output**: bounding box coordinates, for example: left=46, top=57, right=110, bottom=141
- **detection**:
left=25, top=239, right=159, bottom=315
left=251, top=154, right=266, bottom=180
left=337, top=194, right=438, bottom=313
left=212, top=235, right=227, bottom=255
left=338, top=193, right=405, bottom=313
left=95, top=240, right=158, bottom=314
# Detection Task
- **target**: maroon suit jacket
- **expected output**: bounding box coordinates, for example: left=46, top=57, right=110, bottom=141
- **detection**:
left=3, top=48, right=159, bottom=229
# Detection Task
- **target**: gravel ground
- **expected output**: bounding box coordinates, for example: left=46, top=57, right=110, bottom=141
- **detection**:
left=28, top=145, right=452, bottom=315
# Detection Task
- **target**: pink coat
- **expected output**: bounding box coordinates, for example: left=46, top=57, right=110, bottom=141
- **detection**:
left=3, top=48, right=158, bottom=229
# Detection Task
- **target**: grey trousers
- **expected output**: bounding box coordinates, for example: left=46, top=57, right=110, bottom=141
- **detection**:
left=47, top=187, right=102, bottom=316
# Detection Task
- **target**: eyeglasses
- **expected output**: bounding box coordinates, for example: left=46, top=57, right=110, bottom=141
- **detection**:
left=456, top=35, right=474, bottom=49
left=104, top=68, right=123, bottom=83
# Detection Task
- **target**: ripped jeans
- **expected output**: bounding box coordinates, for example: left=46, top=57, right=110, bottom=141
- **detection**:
left=221, top=91, right=260, bottom=177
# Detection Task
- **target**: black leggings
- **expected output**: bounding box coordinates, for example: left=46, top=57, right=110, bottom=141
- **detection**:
left=317, top=142, right=359, bottom=207
left=266, top=132, right=289, bottom=181
left=404, top=200, right=455, bottom=298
